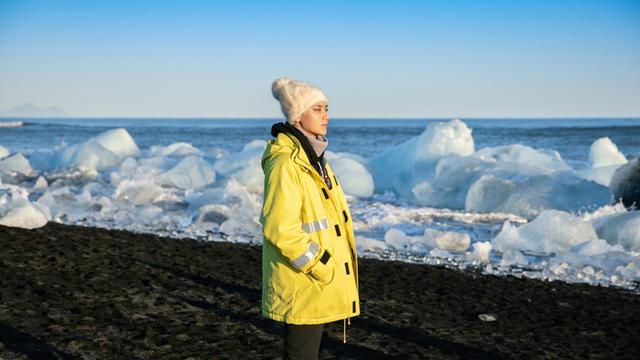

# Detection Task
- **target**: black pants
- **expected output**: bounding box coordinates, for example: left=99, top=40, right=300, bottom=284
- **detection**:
left=282, top=323, right=324, bottom=360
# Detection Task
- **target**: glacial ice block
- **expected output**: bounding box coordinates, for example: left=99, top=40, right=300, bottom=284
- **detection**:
left=595, top=210, right=640, bottom=252
left=160, top=155, right=216, bottom=190
left=0, top=203, right=48, bottom=229
left=0, top=145, right=9, bottom=160
left=492, top=210, right=599, bottom=255
left=326, top=152, right=374, bottom=197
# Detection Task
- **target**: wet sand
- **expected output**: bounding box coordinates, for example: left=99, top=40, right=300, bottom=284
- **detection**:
left=1, top=222, right=639, bottom=359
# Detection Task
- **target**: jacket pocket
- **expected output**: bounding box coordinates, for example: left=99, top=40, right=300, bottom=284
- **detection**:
left=308, top=249, right=336, bottom=286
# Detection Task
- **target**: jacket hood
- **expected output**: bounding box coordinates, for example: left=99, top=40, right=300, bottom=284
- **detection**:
left=272, top=122, right=323, bottom=162
left=261, top=128, right=301, bottom=171
left=263, top=122, right=333, bottom=189
left=262, top=122, right=320, bottom=168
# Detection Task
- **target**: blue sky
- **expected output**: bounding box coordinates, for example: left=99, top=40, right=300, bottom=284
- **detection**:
left=1, top=0, right=639, bottom=118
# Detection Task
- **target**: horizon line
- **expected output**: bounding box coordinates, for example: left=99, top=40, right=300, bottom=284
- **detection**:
left=2, top=116, right=640, bottom=121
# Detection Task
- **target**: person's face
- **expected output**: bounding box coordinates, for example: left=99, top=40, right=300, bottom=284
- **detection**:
left=295, top=101, right=329, bottom=136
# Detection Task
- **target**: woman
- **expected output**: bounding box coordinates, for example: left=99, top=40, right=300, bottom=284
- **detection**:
left=260, top=78, right=360, bottom=359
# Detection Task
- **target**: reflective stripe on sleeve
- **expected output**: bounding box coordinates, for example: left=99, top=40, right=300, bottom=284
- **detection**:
left=301, top=218, right=329, bottom=234
left=291, top=241, right=319, bottom=270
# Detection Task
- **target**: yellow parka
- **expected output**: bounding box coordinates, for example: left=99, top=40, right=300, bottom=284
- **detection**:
left=260, top=131, right=360, bottom=329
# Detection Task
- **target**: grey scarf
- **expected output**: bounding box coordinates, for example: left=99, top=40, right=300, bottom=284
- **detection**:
left=295, top=125, right=328, bottom=157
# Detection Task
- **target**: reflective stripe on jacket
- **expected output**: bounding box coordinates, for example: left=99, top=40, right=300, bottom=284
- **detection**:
left=260, top=132, right=360, bottom=325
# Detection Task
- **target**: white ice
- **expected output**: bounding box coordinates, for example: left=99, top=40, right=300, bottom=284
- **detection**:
left=150, top=142, right=201, bottom=157
left=382, top=226, right=471, bottom=254
left=356, top=235, right=389, bottom=253
left=369, top=118, right=474, bottom=194
left=369, top=119, right=611, bottom=218
left=0, top=153, right=34, bottom=176
left=50, top=128, right=141, bottom=175
left=577, top=137, right=628, bottom=186
left=325, top=152, right=374, bottom=197
left=595, top=211, right=640, bottom=252
left=159, top=155, right=216, bottom=190
left=470, top=241, right=492, bottom=263
left=0, top=183, right=48, bottom=229
left=0, top=145, right=9, bottom=160
left=492, top=210, right=599, bottom=255
left=422, top=228, right=471, bottom=252
left=94, top=128, right=141, bottom=158
left=589, top=137, right=627, bottom=168
left=213, top=140, right=265, bottom=193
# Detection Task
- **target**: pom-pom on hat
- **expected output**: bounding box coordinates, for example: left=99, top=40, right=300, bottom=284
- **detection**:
left=272, top=78, right=328, bottom=124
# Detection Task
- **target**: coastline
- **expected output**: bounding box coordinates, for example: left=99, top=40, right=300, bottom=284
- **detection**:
left=1, top=223, right=639, bottom=359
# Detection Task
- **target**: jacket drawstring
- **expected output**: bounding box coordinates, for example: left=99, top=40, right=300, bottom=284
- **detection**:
left=343, top=317, right=351, bottom=343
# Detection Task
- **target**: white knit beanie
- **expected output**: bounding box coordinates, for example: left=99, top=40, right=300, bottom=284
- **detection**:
left=272, top=78, right=328, bottom=124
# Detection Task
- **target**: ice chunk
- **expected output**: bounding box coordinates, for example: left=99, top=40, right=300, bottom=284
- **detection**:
left=384, top=228, right=410, bottom=249
left=0, top=202, right=48, bottom=229
left=150, top=142, right=201, bottom=157
left=326, top=152, right=374, bottom=197
left=32, top=176, right=48, bottom=191
left=213, top=140, right=265, bottom=192
left=589, top=137, right=627, bottom=168
left=472, top=144, right=570, bottom=175
left=0, top=183, right=30, bottom=216
left=186, top=188, right=226, bottom=212
left=499, top=249, right=528, bottom=266
left=54, top=142, right=120, bottom=174
left=422, top=228, right=470, bottom=252
left=465, top=175, right=515, bottom=213
left=466, top=171, right=610, bottom=219
left=217, top=180, right=262, bottom=241
left=0, top=153, right=34, bottom=176
left=34, top=186, right=94, bottom=223
left=470, top=241, right=492, bottom=263
left=159, top=155, right=215, bottom=190
left=595, top=210, right=640, bottom=252
left=458, top=145, right=573, bottom=215
left=570, top=239, right=624, bottom=257
left=194, top=204, right=230, bottom=225
left=214, top=140, right=265, bottom=176
left=51, top=128, right=140, bottom=174
left=576, top=137, right=628, bottom=186
left=370, top=121, right=604, bottom=217
left=0, top=183, right=48, bottom=229
left=618, top=259, right=640, bottom=280
left=120, top=157, right=139, bottom=171
left=137, top=156, right=177, bottom=172
left=35, top=191, right=56, bottom=214
left=356, top=235, right=389, bottom=252
left=553, top=250, right=635, bottom=277
left=227, top=158, right=264, bottom=193
left=419, top=118, right=475, bottom=157
left=580, top=202, right=628, bottom=229
left=92, top=128, right=141, bottom=159
left=369, top=119, right=474, bottom=192
left=578, top=165, right=623, bottom=187
left=114, top=179, right=163, bottom=204
left=380, top=231, right=432, bottom=254
left=0, top=145, right=9, bottom=160
left=492, top=210, right=599, bottom=254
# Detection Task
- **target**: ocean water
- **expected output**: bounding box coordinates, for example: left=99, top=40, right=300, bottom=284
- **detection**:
left=1, top=117, right=639, bottom=290
left=2, top=118, right=639, bottom=169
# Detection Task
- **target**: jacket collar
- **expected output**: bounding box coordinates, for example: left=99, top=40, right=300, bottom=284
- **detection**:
left=271, top=122, right=325, bottom=166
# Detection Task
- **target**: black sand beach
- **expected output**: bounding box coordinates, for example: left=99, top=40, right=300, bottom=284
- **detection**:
left=1, top=223, right=639, bottom=359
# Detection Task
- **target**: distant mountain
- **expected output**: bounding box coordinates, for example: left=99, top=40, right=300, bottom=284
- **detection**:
left=0, top=103, right=69, bottom=117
